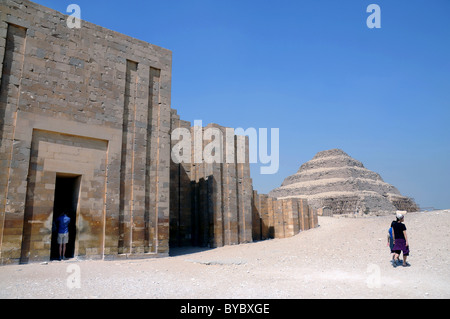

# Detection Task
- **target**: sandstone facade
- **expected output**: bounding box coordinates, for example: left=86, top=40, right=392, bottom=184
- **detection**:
left=252, top=192, right=317, bottom=240
left=269, top=149, right=419, bottom=216
left=0, top=1, right=317, bottom=264
left=0, top=0, right=172, bottom=264
left=169, top=112, right=253, bottom=248
left=169, top=110, right=318, bottom=248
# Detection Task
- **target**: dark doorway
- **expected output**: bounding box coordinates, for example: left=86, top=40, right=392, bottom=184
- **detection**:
left=50, top=174, right=81, bottom=260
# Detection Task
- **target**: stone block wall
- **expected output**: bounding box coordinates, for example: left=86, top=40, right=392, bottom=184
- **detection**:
left=169, top=108, right=319, bottom=248
left=252, top=191, right=318, bottom=240
left=0, top=0, right=172, bottom=264
left=169, top=111, right=253, bottom=248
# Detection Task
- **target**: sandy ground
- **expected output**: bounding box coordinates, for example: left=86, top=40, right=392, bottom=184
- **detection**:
left=0, top=210, right=449, bottom=299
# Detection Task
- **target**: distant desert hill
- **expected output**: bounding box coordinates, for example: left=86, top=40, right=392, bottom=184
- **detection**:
left=269, top=149, right=419, bottom=216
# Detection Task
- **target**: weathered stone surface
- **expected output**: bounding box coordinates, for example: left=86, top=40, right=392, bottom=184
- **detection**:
left=269, top=149, right=419, bottom=216
left=251, top=191, right=318, bottom=239
left=169, top=113, right=254, bottom=248
left=0, top=0, right=171, bottom=264
left=169, top=112, right=319, bottom=248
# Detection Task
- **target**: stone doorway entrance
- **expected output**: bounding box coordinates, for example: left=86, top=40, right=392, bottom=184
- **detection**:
left=50, top=174, right=81, bottom=260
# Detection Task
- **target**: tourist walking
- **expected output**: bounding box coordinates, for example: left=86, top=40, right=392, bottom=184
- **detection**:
left=392, top=212, right=410, bottom=267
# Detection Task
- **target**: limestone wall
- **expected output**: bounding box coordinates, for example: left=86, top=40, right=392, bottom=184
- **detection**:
left=252, top=191, right=317, bottom=240
left=0, top=0, right=172, bottom=264
left=169, top=110, right=319, bottom=248
left=169, top=111, right=253, bottom=248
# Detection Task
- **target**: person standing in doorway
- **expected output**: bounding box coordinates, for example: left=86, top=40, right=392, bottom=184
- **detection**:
left=57, top=212, right=71, bottom=261
left=392, top=212, right=410, bottom=267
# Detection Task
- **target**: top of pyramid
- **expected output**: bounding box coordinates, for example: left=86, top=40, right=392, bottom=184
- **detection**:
left=312, top=148, right=349, bottom=159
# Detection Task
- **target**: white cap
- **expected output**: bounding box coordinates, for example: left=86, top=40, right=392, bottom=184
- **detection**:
left=396, top=212, right=404, bottom=219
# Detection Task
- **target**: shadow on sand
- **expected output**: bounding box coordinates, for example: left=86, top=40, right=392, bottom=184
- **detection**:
left=169, top=246, right=214, bottom=257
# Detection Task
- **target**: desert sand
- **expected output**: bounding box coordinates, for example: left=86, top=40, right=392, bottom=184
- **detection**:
left=0, top=210, right=449, bottom=299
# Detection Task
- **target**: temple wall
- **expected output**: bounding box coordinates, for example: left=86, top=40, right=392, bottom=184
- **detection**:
left=251, top=191, right=317, bottom=240
left=0, top=0, right=172, bottom=264
left=169, top=112, right=254, bottom=248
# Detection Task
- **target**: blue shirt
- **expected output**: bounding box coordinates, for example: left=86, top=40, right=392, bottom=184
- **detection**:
left=57, top=215, right=71, bottom=234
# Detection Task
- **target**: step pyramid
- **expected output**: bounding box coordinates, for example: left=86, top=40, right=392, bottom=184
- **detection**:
left=269, top=149, right=419, bottom=216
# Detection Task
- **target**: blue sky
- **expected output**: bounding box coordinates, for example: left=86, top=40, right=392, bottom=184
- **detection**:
left=33, top=0, right=450, bottom=209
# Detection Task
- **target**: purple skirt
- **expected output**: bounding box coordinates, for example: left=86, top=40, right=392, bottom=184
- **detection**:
left=393, top=239, right=409, bottom=256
